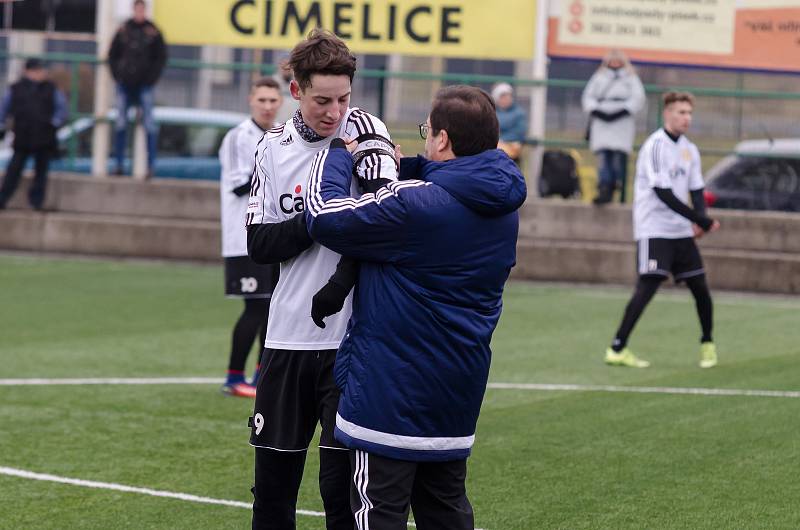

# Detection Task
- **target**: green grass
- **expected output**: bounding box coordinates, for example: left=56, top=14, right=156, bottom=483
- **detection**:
left=1, top=254, right=799, bottom=529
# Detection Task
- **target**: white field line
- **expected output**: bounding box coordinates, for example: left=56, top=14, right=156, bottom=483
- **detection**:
left=0, top=377, right=221, bottom=385
left=0, top=466, right=315, bottom=516
left=486, top=382, right=800, bottom=398
left=0, top=377, right=799, bottom=399
left=0, top=467, right=444, bottom=528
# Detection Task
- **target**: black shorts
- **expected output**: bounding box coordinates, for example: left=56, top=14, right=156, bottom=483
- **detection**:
left=637, top=237, right=705, bottom=281
left=249, top=349, right=346, bottom=451
left=224, top=256, right=279, bottom=298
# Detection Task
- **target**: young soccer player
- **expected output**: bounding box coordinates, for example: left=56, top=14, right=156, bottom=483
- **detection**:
left=218, top=77, right=283, bottom=397
left=245, top=29, right=396, bottom=529
left=605, top=91, right=720, bottom=368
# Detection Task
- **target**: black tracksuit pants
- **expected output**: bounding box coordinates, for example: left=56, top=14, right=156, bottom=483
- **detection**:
left=350, top=450, right=474, bottom=530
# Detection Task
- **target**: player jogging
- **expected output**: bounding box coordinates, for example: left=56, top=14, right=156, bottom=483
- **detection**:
left=245, top=29, right=396, bottom=529
left=604, top=91, right=720, bottom=368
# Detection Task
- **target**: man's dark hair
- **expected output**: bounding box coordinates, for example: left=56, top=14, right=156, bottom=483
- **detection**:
left=252, top=77, right=280, bottom=91
left=24, top=58, right=44, bottom=70
left=430, top=85, right=499, bottom=157
left=663, top=91, right=694, bottom=108
left=286, top=29, right=356, bottom=91
left=133, top=0, right=146, bottom=6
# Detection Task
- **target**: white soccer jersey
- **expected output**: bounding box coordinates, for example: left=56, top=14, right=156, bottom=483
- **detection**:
left=633, top=129, right=705, bottom=241
left=219, top=119, right=267, bottom=257
left=246, top=108, right=396, bottom=350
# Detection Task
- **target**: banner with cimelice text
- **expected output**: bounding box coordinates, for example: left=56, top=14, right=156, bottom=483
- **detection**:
left=154, top=0, right=537, bottom=60
left=549, top=0, right=800, bottom=72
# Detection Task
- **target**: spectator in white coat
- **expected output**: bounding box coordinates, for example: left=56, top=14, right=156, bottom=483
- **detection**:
left=582, top=49, right=645, bottom=204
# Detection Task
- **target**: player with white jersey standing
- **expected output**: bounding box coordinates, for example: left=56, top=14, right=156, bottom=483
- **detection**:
left=604, top=91, right=720, bottom=369
left=245, top=30, right=397, bottom=530
left=218, top=77, right=283, bottom=398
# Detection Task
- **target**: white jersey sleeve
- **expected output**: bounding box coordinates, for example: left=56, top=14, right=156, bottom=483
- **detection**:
left=246, top=129, right=282, bottom=226
left=220, top=127, right=258, bottom=193
left=344, top=109, right=398, bottom=189
left=644, top=136, right=673, bottom=189
left=688, top=143, right=705, bottom=191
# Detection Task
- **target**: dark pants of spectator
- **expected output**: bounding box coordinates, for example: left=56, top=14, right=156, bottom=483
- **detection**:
left=114, top=83, right=157, bottom=172
left=349, top=450, right=474, bottom=530
left=0, top=148, right=51, bottom=209
left=597, top=149, right=628, bottom=203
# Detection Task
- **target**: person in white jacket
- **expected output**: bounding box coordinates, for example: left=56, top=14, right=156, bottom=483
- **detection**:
left=582, top=49, right=645, bottom=204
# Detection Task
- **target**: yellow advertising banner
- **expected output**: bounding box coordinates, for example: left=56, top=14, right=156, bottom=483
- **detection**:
left=549, top=0, right=800, bottom=72
left=558, top=0, right=736, bottom=55
left=153, top=0, right=537, bottom=60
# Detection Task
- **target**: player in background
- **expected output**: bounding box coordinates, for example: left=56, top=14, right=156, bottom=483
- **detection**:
left=605, top=91, right=720, bottom=369
left=245, top=29, right=396, bottom=529
left=218, top=77, right=282, bottom=397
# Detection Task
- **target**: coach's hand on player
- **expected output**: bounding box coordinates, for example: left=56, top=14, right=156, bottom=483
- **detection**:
left=311, top=280, right=350, bottom=328
left=343, top=137, right=358, bottom=153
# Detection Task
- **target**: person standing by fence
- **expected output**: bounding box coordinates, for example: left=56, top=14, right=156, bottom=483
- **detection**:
left=0, top=59, right=67, bottom=211
left=108, top=0, right=167, bottom=177
left=582, top=49, right=645, bottom=205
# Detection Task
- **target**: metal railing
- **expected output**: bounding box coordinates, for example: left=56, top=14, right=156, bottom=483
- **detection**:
left=3, top=50, right=800, bottom=175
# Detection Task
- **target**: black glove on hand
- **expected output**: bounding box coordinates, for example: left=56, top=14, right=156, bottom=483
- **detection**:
left=311, top=280, right=350, bottom=328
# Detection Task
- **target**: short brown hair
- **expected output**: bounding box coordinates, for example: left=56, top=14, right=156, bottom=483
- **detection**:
left=286, top=29, right=356, bottom=91
left=663, top=91, right=695, bottom=108
left=430, top=85, right=499, bottom=157
left=252, top=77, right=280, bottom=91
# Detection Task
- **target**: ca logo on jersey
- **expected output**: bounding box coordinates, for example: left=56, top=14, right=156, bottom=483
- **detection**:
left=279, top=184, right=305, bottom=214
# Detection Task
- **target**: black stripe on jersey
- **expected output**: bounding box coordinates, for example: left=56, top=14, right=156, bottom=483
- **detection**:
left=268, top=124, right=285, bottom=135
left=348, top=109, right=377, bottom=136
left=246, top=134, right=268, bottom=226
left=228, top=128, right=241, bottom=173
left=307, top=149, right=328, bottom=215
left=651, top=139, right=662, bottom=174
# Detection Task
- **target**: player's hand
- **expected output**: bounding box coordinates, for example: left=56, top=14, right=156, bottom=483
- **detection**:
left=310, top=280, right=349, bottom=328
left=709, top=220, right=721, bottom=232
left=393, top=144, right=403, bottom=165
left=343, top=137, right=358, bottom=154
left=692, top=224, right=704, bottom=239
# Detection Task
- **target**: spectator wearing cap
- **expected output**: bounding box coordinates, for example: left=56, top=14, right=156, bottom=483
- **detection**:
left=492, top=82, right=528, bottom=165
left=0, top=59, right=68, bottom=210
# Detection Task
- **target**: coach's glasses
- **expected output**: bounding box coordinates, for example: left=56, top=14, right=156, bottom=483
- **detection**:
left=418, top=122, right=429, bottom=140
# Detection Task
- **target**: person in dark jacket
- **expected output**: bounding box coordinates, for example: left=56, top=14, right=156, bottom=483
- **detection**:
left=306, top=85, right=527, bottom=529
left=108, top=0, right=167, bottom=176
left=0, top=59, right=67, bottom=210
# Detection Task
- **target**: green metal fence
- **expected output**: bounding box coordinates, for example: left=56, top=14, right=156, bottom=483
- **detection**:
left=2, top=50, right=800, bottom=177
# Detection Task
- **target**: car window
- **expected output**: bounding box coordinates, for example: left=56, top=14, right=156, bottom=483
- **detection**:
left=770, top=159, right=800, bottom=194
left=713, top=157, right=769, bottom=191
left=188, top=126, right=228, bottom=157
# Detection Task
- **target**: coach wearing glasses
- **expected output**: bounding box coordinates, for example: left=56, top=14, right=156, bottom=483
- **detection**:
left=305, top=85, right=526, bottom=529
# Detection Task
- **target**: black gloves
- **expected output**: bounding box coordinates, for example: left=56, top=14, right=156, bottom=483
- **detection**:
left=591, top=109, right=630, bottom=122
left=311, top=280, right=351, bottom=328
left=311, top=256, right=359, bottom=328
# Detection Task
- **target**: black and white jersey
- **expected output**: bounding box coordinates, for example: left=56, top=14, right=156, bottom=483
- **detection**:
left=633, top=129, right=705, bottom=241
left=246, top=108, right=396, bottom=350
left=219, top=119, right=267, bottom=258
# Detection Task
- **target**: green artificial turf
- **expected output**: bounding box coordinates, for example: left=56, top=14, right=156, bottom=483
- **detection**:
left=1, top=255, right=798, bottom=529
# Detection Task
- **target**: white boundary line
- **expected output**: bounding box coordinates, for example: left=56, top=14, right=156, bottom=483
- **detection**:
left=0, top=466, right=318, bottom=516
left=486, top=382, right=800, bottom=398
left=1, top=377, right=799, bottom=398
left=0, top=467, right=449, bottom=528
left=0, top=377, right=221, bottom=386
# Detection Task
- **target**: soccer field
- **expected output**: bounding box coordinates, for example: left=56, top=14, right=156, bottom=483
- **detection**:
left=1, top=254, right=799, bottom=529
